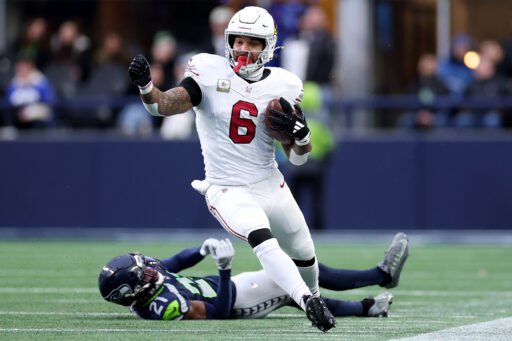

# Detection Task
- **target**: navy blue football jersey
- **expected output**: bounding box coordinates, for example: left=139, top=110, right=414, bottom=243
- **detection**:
left=133, top=271, right=235, bottom=320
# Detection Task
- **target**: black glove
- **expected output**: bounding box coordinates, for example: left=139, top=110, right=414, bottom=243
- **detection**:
left=268, top=97, right=310, bottom=142
left=128, top=54, right=151, bottom=88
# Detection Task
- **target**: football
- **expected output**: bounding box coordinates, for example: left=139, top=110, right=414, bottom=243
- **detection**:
left=264, top=98, right=294, bottom=145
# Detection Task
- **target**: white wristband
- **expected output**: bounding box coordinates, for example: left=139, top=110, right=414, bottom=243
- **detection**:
left=143, top=102, right=163, bottom=116
left=289, top=149, right=309, bottom=165
left=138, top=81, right=153, bottom=95
left=295, top=131, right=311, bottom=146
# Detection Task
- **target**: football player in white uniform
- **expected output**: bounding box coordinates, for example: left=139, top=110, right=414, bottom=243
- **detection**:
left=128, top=6, right=333, bottom=331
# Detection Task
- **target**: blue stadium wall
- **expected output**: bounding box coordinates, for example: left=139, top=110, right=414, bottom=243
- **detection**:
left=1, top=133, right=511, bottom=230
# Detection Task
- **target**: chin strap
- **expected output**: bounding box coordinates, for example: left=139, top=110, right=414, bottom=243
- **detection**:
left=237, top=66, right=264, bottom=82
left=233, top=55, right=264, bottom=81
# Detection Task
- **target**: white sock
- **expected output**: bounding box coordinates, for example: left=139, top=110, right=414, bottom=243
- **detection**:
left=253, top=238, right=311, bottom=310
left=297, top=259, right=320, bottom=296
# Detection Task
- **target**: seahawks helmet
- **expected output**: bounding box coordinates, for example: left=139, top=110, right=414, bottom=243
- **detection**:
left=225, top=6, right=277, bottom=77
left=98, top=253, right=164, bottom=306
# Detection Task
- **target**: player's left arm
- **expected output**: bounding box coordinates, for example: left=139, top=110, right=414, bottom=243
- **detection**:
left=202, top=239, right=235, bottom=319
left=159, top=239, right=220, bottom=273
left=158, top=246, right=205, bottom=273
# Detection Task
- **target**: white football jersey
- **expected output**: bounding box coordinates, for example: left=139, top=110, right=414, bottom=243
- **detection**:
left=184, top=53, right=303, bottom=186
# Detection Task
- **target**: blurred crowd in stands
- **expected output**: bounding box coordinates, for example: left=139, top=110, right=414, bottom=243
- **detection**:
left=400, top=33, right=512, bottom=130
left=1, top=2, right=512, bottom=139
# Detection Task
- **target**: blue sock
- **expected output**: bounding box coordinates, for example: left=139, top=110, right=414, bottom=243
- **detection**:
left=318, top=263, right=386, bottom=290
left=323, top=297, right=363, bottom=316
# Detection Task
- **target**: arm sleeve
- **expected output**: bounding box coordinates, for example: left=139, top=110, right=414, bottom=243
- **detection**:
left=179, top=77, right=202, bottom=106
left=159, top=246, right=206, bottom=273
left=204, top=269, right=233, bottom=319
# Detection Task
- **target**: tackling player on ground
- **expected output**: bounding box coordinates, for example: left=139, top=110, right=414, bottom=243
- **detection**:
left=128, top=6, right=332, bottom=330
left=99, top=233, right=409, bottom=321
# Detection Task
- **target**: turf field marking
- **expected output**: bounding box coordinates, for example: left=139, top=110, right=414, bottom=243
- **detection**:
left=0, top=328, right=212, bottom=333
left=391, top=316, right=512, bottom=341
left=0, top=327, right=332, bottom=337
left=0, top=311, right=132, bottom=316
left=339, top=289, right=512, bottom=298
left=0, top=288, right=96, bottom=293
left=2, top=288, right=512, bottom=297
left=0, top=311, right=303, bottom=318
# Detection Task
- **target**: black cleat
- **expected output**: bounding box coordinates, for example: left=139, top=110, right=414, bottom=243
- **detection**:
left=303, top=295, right=336, bottom=332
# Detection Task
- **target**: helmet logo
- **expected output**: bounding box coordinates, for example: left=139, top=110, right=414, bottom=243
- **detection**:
left=105, top=284, right=133, bottom=303
left=133, top=254, right=144, bottom=267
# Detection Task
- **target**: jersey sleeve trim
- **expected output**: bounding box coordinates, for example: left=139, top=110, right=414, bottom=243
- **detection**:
left=179, top=77, right=202, bottom=106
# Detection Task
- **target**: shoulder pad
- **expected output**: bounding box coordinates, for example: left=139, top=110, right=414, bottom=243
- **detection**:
left=268, top=67, right=304, bottom=105
left=184, top=53, right=232, bottom=87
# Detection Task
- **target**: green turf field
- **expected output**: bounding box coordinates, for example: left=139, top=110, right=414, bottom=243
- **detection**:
left=0, top=239, right=511, bottom=340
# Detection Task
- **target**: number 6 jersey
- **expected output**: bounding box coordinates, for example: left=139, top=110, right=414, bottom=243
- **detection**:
left=184, top=53, right=303, bottom=186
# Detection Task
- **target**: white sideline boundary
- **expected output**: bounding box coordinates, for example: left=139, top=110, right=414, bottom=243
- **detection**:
left=392, top=317, right=512, bottom=341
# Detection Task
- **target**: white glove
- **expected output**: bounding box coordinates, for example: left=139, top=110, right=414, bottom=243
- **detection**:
left=199, top=238, right=220, bottom=256
left=191, top=179, right=211, bottom=196
left=210, top=239, right=234, bottom=270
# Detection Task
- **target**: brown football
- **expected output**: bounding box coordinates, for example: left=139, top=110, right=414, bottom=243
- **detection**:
left=264, top=98, right=294, bottom=145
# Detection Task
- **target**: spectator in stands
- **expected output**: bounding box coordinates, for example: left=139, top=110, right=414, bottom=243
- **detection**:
left=50, top=20, right=92, bottom=84
left=94, top=32, right=130, bottom=67
left=4, top=55, right=56, bottom=129
left=281, top=81, right=335, bottom=230
left=452, top=57, right=510, bottom=128
left=87, top=32, right=130, bottom=96
left=438, top=33, right=475, bottom=98
left=44, top=22, right=90, bottom=127
left=12, top=17, right=51, bottom=71
left=206, top=6, right=235, bottom=56
left=480, top=40, right=505, bottom=76
left=73, top=32, right=130, bottom=128
left=266, top=0, right=310, bottom=66
left=281, top=6, right=336, bottom=125
left=498, top=33, right=512, bottom=80
left=150, top=31, right=178, bottom=90
left=300, top=6, right=336, bottom=91
left=399, top=54, right=450, bottom=130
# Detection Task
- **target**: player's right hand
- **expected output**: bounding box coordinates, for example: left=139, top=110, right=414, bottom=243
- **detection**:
left=128, top=54, right=152, bottom=88
left=210, top=239, right=234, bottom=270
left=199, top=238, right=220, bottom=256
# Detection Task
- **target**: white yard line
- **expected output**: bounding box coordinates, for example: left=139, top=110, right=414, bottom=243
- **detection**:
left=0, top=311, right=303, bottom=317
left=391, top=317, right=512, bottom=341
left=0, top=311, right=132, bottom=316
left=0, top=328, right=208, bottom=333
left=2, top=287, right=512, bottom=297
left=0, top=288, right=97, bottom=293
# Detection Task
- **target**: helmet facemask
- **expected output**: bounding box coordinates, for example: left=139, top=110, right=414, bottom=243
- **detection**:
left=99, top=253, right=164, bottom=307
